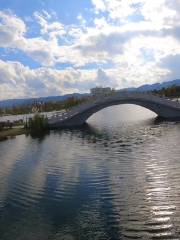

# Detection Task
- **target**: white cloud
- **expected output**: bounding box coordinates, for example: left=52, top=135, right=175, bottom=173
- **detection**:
left=0, top=60, right=110, bottom=100
left=0, top=5, right=179, bottom=68
left=91, top=0, right=106, bottom=12
left=0, top=59, right=170, bottom=100
left=34, top=11, right=66, bottom=39
left=1, top=1, right=180, bottom=99
left=0, top=10, right=26, bottom=47
left=91, top=0, right=177, bottom=25
left=92, top=0, right=145, bottom=20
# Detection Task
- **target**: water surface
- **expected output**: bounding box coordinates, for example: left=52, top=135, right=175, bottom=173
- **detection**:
left=0, top=105, right=180, bottom=239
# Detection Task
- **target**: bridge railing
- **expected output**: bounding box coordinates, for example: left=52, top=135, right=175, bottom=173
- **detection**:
left=48, top=92, right=180, bottom=123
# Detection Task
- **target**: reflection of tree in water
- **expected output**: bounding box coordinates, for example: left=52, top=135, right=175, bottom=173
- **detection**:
left=0, top=117, right=180, bottom=239
left=0, top=210, right=52, bottom=240
left=25, top=130, right=50, bottom=142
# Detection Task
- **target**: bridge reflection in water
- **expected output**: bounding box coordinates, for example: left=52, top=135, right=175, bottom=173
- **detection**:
left=48, top=92, right=180, bottom=128
left=0, top=111, right=180, bottom=239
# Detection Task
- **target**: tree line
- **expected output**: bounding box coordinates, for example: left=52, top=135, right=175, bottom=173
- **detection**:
left=1, top=86, right=180, bottom=117
left=152, top=85, right=180, bottom=97
left=0, top=96, right=90, bottom=116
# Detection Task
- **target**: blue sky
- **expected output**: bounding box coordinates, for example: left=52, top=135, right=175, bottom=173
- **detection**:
left=0, top=0, right=180, bottom=99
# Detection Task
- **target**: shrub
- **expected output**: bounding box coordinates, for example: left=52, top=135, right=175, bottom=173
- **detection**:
left=26, top=114, right=48, bottom=131
left=0, top=122, right=5, bottom=131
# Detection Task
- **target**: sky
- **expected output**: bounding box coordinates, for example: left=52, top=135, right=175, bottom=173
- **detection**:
left=0, top=0, right=180, bottom=100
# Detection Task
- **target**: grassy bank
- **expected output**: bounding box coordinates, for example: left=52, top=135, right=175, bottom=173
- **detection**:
left=0, top=127, right=26, bottom=141
left=0, top=114, right=49, bottom=141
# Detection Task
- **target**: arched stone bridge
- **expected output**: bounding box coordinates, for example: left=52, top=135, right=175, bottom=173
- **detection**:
left=48, top=92, right=180, bottom=128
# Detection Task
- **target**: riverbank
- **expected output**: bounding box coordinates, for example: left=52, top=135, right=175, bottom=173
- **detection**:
left=0, top=127, right=26, bottom=141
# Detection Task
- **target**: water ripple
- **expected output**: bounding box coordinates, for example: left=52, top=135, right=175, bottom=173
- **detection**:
left=0, top=106, right=180, bottom=239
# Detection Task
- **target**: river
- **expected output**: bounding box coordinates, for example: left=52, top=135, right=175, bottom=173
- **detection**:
left=0, top=104, right=180, bottom=240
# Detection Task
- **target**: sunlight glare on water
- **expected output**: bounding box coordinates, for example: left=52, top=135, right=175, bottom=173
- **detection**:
left=0, top=105, right=180, bottom=240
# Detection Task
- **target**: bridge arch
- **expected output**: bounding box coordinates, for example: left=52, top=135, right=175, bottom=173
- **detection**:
left=49, top=93, right=180, bottom=128
left=77, top=99, right=160, bottom=123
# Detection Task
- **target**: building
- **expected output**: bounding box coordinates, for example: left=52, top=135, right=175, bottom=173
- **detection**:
left=90, top=87, right=113, bottom=97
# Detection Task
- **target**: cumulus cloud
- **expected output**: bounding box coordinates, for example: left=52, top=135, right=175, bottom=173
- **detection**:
left=0, top=1, right=180, bottom=99
left=160, top=54, right=180, bottom=80
left=34, top=11, right=66, bottom=39
left=0, top=5, right=179, bottom=67
left=0, top=59, right=170, bottom=100
left=0, top=60, right=104, bottom=99
left=0, top=10, right=26, bottom=47
left=91, top=0, right=177, bottom=25
left=0, top=11, right=67, bottom=67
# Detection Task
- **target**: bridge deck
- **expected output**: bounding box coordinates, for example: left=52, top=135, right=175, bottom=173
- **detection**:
left=48, top=93, right=180, bottom=127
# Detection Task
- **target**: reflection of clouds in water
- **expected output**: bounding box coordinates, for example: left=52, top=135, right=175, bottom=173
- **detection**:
left=72, top=119, right=180, bottom=238
left=0, top=130, right=111, bottom=209
left=0, top=106, right=180, bottom=239
left=0, top=135, right=29, bottom=207
left=2, top=210, right=53, bottom=240
left=5, top=137, right=50, bottom=209
left=88, top=104, right=156, bottom=125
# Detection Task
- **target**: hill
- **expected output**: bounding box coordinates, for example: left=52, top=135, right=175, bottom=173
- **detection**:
left=0, top=93, right=87, bottom=108
left=1, top=79, right=180, bottom=108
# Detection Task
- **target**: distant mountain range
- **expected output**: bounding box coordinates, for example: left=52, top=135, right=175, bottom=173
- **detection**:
left=136, top=79, right=180, bottom=92
left=1, top=79, right=180, bottom=108
left=119, top=79, right=180, bottom=92
left=0, top=93, right=87, bottom=108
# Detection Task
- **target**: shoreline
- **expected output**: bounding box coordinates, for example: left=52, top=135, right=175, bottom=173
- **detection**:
left=0, top=127, right=26, bottom=141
